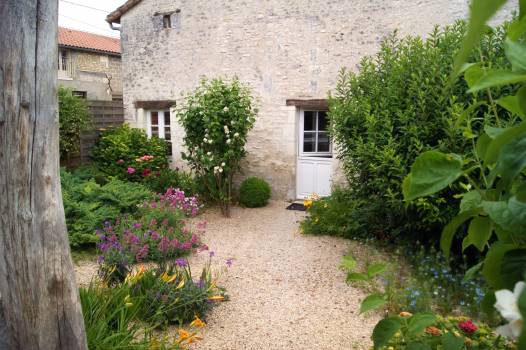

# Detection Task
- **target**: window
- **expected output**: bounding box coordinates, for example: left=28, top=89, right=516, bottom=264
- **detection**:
left=72, top=91, right=87, bottom=99
left=300, top=110, right=331, bottom=156
left=146, top=110, right=172, bottom=155
left=162, top=14, right=171, bottom=28
left=58, top=50, right=68, bottom=71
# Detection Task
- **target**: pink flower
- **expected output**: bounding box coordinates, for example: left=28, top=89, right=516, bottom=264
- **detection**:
left=127, top=167, right=136, bottom=174
left=458, top=320, right=477, bottom=334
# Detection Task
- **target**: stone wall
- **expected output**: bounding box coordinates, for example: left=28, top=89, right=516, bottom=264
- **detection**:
left=59, top=48, right=122, bottom=100
left=118, top=0, right=513, bottom=199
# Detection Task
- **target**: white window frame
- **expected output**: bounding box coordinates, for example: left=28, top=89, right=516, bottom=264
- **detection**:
left=299, top=110, right=332, bottom=157
left=146, top=109, right=171, bottom=139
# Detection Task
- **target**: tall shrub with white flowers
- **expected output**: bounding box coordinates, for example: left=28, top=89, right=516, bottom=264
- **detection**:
left=176, top=77, right=258, bottom=217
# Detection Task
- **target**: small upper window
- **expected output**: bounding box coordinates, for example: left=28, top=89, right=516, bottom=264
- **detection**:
left=162, top=14, right=171, bottom=28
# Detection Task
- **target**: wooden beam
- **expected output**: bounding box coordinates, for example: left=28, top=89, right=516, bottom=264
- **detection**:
left=285, top=99, right=329, bottom=110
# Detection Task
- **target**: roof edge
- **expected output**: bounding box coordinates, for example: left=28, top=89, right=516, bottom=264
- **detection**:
left=106, top=0, right=143, bottom=24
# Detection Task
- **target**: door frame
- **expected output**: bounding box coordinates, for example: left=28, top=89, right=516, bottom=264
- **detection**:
left=295, top=109, right=332, bottom=199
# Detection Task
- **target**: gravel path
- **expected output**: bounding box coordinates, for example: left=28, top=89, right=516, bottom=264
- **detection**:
left=75, top=200, right=379, bottom=349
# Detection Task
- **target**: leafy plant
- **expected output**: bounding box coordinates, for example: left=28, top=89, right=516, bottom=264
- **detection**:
left=238, top=177, right=271, bottom=208
left=58, top=86, right=91, bottom=160
left=93, top=124, right=169, bottom=181
left=328, top=20, right=517, bottom=246
left=142, top=167, right=198, bottom=195
left=402, top=0, right=526, bottom=345
left=176, top=77, right=258, bottom=217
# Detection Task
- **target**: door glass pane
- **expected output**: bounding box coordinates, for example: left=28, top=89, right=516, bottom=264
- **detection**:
left=317, top=132, right=330, bottom=152
left=151, top=126, right=159, bottom=137
left=318, top=111, right=328, bottom=131
left=164, top=111, right=170, bottom=125
left=303, top=132, right=315, bottom=152
left=151, top=111, right=158, bottom=125
left=304, top=111, right=315, bottom=131
left=164, top=128, right=171, bottom=140
left=166, top=141, right=173, bottom=156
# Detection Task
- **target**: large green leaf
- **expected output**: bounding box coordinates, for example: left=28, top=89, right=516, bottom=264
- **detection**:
left=476, top=133, right=491, bottom=159
left=463, top=216, right=493, bottom=252
left=403, top=151, right=463, bottom=201
left=492, top=134, right=526, bottom=188
left=497, top=95, right=526, bottom=118
left=441, top=208, right=483, bottom=259
left=464, top=63, right=484, bottom=87
left=505, top=38, right=526, bottom=72
left=372, top=317, right=402, bottom=349
left=346, top=272, right=369, bottom=283
left=500, top=249, right=526, bottom=290
left=460, top=191, right=482, bottom=213
left=463, top=262, right=483, bottom=281
left=367, top=263, right=387, bottom=278
left=482, top=242, right=516, bottom=289
left=340, top=254, right=357, bottom=271
left=519, top=86, right=526, bottom=118
left=483, top=197, right=526, bottom=236
left=485, top=122, right=526, bottom=164
left=441, top=332, right=465, bottom=350
left=407, top=313, right=437, bottom=338
left=452, top=0, right=507, bottom=78
left=360, top=294, right=387, bottom=314
left=406, top=342, right=432, bottom=350
left=468, top=70, right=526, bottom=93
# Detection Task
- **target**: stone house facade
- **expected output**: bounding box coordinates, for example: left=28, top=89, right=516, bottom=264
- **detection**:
left=106, top=0, right=508, bottom=200
left=58, top=27, right=122, bottom=100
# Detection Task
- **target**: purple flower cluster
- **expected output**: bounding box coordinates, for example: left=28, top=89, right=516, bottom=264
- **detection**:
left=159, top=188, right=200, bottom=217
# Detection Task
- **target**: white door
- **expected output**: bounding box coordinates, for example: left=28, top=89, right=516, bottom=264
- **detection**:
left=296, top=110, right=332, bottom=199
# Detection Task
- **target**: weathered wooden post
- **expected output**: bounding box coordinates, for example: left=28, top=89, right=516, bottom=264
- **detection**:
left=0, top=1, right=87, bottom=349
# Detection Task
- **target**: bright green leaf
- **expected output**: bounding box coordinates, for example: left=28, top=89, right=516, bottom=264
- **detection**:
left=464, top=216, right=493, bottom=251
left=505, top=38, right=526, bottom=72
left=476, top=133, right=491, bottom=159
left=360, top=294, right=387, bottom=314
left=367, top=263, right=387, bottom=278
left=497, top=95, right=526, bottom=118
left=441, top=332, right=465, bottom=350
left=347, top=272, right=369, bottom=283
left=468, top=70, right=526, bottom=93
left=372, top=317, right=402, bottom=349
left=452, top=0, right=507, bottom=78
left=485, top=122, right=526, bottom=164
left=407, top=313, right=437, bottom=338
left=482, top=242, right=516, bottom=289
left=518, top=86, right=526, bottom=118
left=460, top=191, right=482, bottom=213
left=441, top=208, right=483, bottom=259
left=403, top=151, right=463, bottom=201
left=340, top=254, right=357, bottom=271
left=481, top=292, right=497, bottom=320
left=464, top=63, right=484, bottom=88
left=483, top=197, right=526, bottom=236
left=508, top=15, right=526, bottom=40
left=501, top=249, right=526, bottom=290
left=484, top=125, right=506, bottom=139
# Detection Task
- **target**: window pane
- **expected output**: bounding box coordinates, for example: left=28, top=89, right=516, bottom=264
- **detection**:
left=151, top=126, right=159, bottom=136
left=151, top=111, right=158, bottom=125
left=318, top=111, right=328, bottom=131
left=166, top=141, right=172, bottom=156
left=317, top=132, right=330, bottom=152
left=303, top=132, right=315, bottom=152
left=164, top=128, right=171, bottom=140
left=304, top=111, right=315, bottom=131
left=164, top=111, right=170, bottom=125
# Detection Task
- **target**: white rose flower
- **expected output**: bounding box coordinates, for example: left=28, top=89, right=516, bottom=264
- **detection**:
left=234, top=132, right=239, bottom=138
left=207, top=151, right=212, bottom=156
left=208, top=139, right=213, bottom=144
left=221, top=162, right=225, bottom=167
left=219, top=168, right=223, bottom=173
left=223, top=107, right=229, bottom=112
left=214, top=166, right=219, bottom=170
left=203, top=137, right=208, bottom=142
left=226, top=139, right=231, bottom=144
left=495, top=281, right=525, bottom=339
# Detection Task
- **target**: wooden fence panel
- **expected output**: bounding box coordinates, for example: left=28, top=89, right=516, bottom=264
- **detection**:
left=78, top=100, right=124, bottom=164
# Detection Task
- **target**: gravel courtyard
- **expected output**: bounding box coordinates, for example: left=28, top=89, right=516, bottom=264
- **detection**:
left=75, top=200, right=378, bottom=350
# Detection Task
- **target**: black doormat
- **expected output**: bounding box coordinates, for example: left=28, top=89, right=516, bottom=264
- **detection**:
left=286, top=203, right=306, bottom=211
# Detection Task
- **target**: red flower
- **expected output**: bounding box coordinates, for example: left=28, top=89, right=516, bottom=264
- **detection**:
left=141, top=168, right=151, bottom=177
left=458, top=320, right=477, bottom=334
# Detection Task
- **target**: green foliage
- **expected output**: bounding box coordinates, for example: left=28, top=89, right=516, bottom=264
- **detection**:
left=142, top=167, right=198, bottom=195
left=80, top=283, right=178, bottom=349
left=373, top=314, right=514, bottom=349
left=58, top=87, right=91, bottom=159
left=238, top=177, right=271, bottom=208
left=329, top=20, right=517, bottom=245
left=93, top=124, right=168, bottom=181
left=61, top=169, right=153, bottom=247
left=176, top=77, right=258, bottom=216
left=300, top=188, right=366, bottom=238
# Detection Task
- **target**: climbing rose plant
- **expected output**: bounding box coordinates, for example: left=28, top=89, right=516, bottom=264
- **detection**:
left=176, top=77, right=258, bottom=217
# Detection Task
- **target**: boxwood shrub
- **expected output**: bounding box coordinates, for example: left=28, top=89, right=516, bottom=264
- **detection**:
left=239, top=177, right=271, bottom=208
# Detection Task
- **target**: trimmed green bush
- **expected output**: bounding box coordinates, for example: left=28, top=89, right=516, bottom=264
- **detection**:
left=239, top=177, right=271, bottom=208
left=58, top=86, right=91, bottom=160
left=142, top=167, right=198, bottom=195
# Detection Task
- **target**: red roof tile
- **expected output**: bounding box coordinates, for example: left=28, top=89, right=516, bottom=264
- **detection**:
left=58, top=27, right=121, bottom=55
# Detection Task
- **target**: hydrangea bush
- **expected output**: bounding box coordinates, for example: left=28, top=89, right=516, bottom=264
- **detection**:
left=176, top=77, right=258, bottom=217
